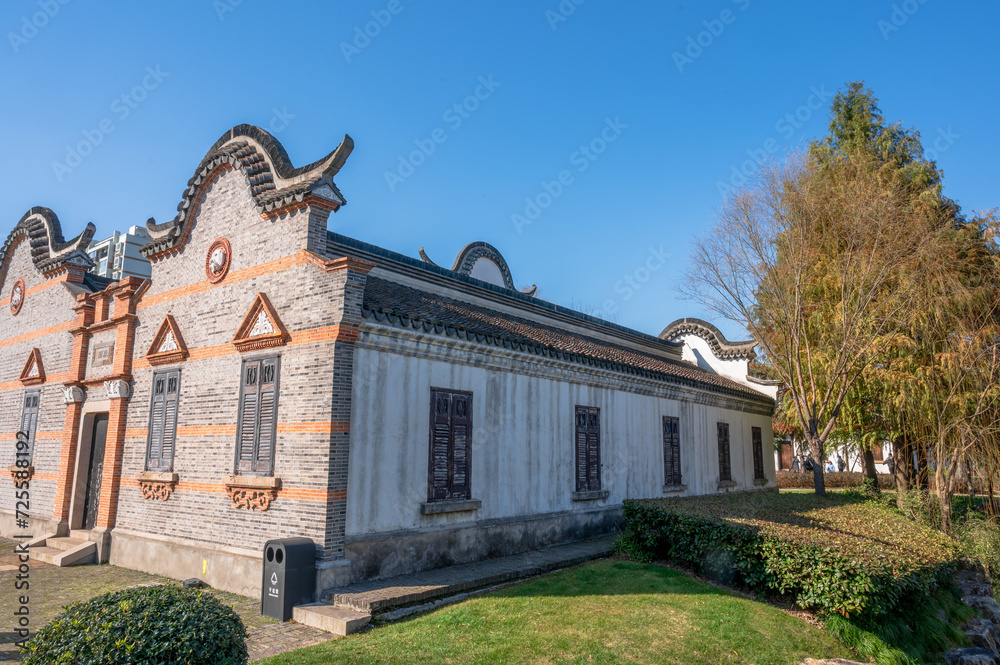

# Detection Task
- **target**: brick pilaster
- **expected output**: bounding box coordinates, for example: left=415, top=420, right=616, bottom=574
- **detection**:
left=95, top=395, right=128, bottom=529
left=52, top=398, right=83, bottom=522
left=319, top=257, right=373, bottom=561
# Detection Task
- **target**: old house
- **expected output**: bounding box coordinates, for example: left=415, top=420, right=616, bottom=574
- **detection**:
left=1, top=125, right=776, bottom=598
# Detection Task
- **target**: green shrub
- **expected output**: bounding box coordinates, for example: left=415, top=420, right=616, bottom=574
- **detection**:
left=825, top=585, right=975, bottom=664
left=622, top=492, right=961, bottom=620
left=955, top=511, right=1000, bottom=581
left=22, top=584, right=247, bottom=665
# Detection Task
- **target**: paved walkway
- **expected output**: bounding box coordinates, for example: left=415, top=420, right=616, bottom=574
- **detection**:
left=328, top=535, right=616, bottom=614
left=0, top=537, right=330, bottom=662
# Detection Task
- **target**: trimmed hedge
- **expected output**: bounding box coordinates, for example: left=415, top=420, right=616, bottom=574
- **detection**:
left=620, top=492, right=961, bottom=619
left=22, top=584, right=247, bottom=665
left=776, top=470, right=894, bottom=489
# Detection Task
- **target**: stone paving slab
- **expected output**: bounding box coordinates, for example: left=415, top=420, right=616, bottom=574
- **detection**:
left=0, top=537, right=330, bottom=662
left=327, top=535, right=616, bottom=613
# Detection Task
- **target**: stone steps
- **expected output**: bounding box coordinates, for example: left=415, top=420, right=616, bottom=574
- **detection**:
left=322, top=536, right=615, bottom=615
left=295, top=536, right=615, bottom=637
left=47, top=536, right=88, bottom=552
left=29, top=542, right=96, bottom=566
left=292, top=603, right=371, bottom=636
left=28, top=535, right=96, bottom=566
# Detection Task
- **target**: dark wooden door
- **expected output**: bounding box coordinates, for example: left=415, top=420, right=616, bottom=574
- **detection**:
left=83, top=414, right=109, bottom=530
left=780, top=442, right=794, bottom=470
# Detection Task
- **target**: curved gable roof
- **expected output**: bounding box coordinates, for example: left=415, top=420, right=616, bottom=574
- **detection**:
left=659, top=317, right=756, bottom=360
left=142, top=124, right=353, bottom=258
left=0, top=207, right=95, bottom=289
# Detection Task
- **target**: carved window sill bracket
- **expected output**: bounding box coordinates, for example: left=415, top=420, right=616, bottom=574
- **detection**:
left=9, top=465, right=34, bottom=483
left=662, top=484, right=688, bottom=494
left=718, top=480, right=737, bottom=489
left=137, top=471, right=179, bottom=500
left=224, top=475, right=281, bottom=511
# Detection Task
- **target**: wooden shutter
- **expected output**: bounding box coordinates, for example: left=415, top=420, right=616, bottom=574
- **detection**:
left=236, top=361, right=259, bottom=472
left=427, top=388, right=473, bottom=502
left=19, top=390, right=39, bottom=461
left=663, top=416, right=681, bottom=486
left=752, top=427, right=764, bottom=479
left=255, top=358, right=278, bottom=473
left=717, top=422, right=732, bottom=482
left=146, top=370, right=180, bottom=471
left=575, top=406, right=601, bottom=492
left=162, top=373, right=179, bottom=467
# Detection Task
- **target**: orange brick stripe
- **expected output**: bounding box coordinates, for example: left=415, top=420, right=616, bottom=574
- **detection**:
left=119, top=478, right=347, bottom=502
left=132, top=324, right=359, bottom=371
left=0, top=371, right=73, bottom=393
left=123, top=421, right=349, bottom=438
left=278, top=421, right=350, bottom=434
left=137, top=252, right=312, bottom=310
left=26, top=472, right=58, bottom=482
left=0, top=431, right=62, bottom=441
left=0, top=319, right=77, bottom=350
left=0, top=273, right=71, bottom=308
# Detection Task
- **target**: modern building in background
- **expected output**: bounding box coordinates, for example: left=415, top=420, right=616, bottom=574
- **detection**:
left=87, top=225, right=152, bottom=281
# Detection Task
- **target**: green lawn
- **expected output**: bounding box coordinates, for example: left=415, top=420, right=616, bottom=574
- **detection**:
left=259, top=559, right=855, bottom=665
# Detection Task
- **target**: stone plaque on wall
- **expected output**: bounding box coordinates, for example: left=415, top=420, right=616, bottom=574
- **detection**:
left=92, top=342, right=115, bottom=368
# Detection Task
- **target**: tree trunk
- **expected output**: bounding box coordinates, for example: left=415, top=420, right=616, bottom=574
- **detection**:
left=862, top=448, right=880, bottom=495
left=809, top=438, right=826, bottom=496
left=916, top=443, right=930, bottom=491
left=936, top=463, right=954, bottom=534
left=894, top=434, right=911, bottom=511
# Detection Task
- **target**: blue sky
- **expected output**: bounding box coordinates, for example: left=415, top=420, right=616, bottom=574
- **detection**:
left=2, top=0, right=997, bottom=339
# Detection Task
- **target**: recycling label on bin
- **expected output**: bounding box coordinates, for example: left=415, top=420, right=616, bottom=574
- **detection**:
left=268, top=571, right=280, bottom=599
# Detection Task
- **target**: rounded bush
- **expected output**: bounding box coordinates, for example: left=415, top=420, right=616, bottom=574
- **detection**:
left=22, top=584, right=248, bottom=665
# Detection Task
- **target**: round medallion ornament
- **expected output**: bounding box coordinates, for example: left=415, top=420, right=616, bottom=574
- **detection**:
left=205, top=238, right=232, bottom=284
left=10, top=278, right=25, bottom=316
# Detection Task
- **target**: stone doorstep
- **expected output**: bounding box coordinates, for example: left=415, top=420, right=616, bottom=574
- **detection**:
left=28, top=542, right=96, bottom=567
left=46, top=536, right=88, bottom=552
left=324, top=536, right=615, bottom=614
left=292, top=603, right=371, bottom=637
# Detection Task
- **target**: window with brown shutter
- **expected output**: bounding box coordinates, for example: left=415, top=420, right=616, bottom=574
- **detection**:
left=235, top=356, right=280, bottom=475
left=752, top=426, right=765, bottom=480
left=18, top=390, right=40, bottom=462
left=663, top=416, right=681, bottom=486
left=575, top=406, right=601, bottom=492
left=146, top=369, right=180, bottom=471
left=428, top=388, right=473, bottom=502
left=717, top=422, right=732, bottom=482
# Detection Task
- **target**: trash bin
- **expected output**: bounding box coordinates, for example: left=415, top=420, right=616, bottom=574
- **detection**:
left=261, top=537, right=316, bottom=621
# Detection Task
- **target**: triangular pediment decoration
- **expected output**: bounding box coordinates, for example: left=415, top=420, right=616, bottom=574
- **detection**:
left=19, top=348, right=45, bottom=385
left=146, top=314, right=189, bottom=366
left=232, top=293, right=289, bottom=352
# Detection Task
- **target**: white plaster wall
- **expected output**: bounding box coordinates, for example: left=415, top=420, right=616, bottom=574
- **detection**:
left=345, top=329, right=775, bottom=538
left=678, top=333, right=748, bottom=383
left=468, top=258, right=505, bottom=286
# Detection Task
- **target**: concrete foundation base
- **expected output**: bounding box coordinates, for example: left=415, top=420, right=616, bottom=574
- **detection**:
left=0, top=509, right=61, bottom=540
left=109, top=529, right=265, bottom=599
left=344, top=504, right=623, bottom=585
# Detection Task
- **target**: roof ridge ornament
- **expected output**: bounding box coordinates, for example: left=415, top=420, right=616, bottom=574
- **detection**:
left=141, top=126, right=353, bottom=259
left=1, top=208, right=96, bottom=290
left=419, top=241, right=537, bottom=296
left=658, top=318, right=757, bottom=360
